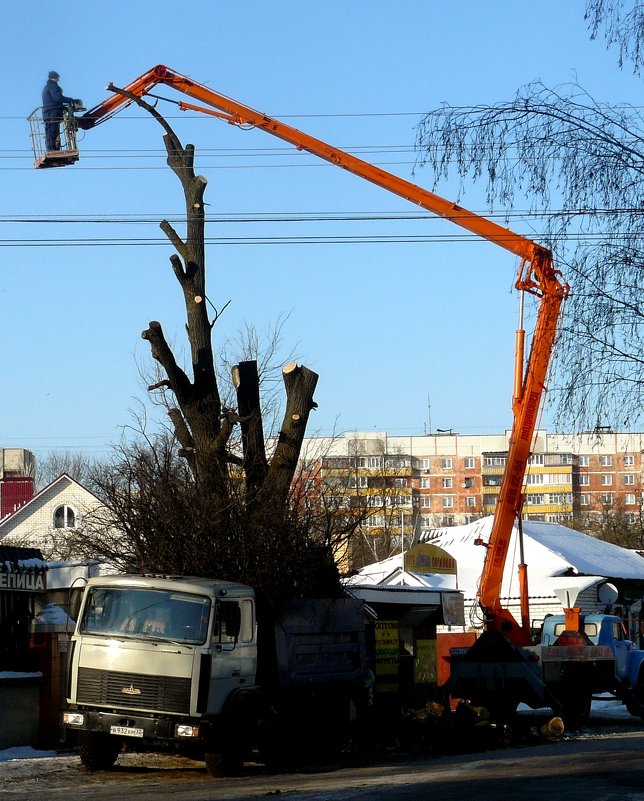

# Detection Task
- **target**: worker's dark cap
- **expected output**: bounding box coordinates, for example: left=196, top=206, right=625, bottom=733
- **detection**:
left=48, top=71, right=60, bottom=80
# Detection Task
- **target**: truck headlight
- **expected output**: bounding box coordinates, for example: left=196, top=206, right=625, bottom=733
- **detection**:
left=175, top=724, right=201, bottom=738
left=63, top=712, right=85, bottom=726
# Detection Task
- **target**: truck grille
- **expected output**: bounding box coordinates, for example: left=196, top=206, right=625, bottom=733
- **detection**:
left=77, top=667, right=191, bottom=714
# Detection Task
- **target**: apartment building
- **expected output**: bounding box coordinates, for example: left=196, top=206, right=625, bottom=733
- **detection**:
left=301, top=429, right=644, bottom=549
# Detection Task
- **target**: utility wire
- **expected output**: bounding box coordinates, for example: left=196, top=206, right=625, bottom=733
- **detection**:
left=0, top=231, right=635, bottom=248
left=0, top=208, right=639, bottom=224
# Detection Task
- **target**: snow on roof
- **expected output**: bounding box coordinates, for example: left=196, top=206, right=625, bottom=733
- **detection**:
left=519, top=519, right=644, bottom=579
left=419, top=516, right=644, bottom=598
left=350, top=516, right=644, bottom=601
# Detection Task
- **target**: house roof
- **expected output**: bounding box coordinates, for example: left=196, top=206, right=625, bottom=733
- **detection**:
left=349, top=516, right=644, bottom=601
left=0, top=472, right=100, bottom=531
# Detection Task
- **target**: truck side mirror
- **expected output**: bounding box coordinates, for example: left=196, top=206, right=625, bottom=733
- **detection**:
left=220, top=601, right=241, bottom=639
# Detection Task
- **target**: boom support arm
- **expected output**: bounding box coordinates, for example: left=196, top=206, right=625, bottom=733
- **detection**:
left=79, top=65, right=568, bottom=645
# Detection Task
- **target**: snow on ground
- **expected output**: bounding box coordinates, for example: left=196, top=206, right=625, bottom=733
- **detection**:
left=0, top=745, right=65, bottom=762
left=0, top=700, right=635, bottom=766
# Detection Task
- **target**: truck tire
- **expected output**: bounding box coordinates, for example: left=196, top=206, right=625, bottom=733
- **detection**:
left=624, top=674, right=644, bottom=719
left=78, top=732, right=121, bottom=771
left=204, top=747, right=243, bottom=778
left=560, top=687, right=592, bottom=728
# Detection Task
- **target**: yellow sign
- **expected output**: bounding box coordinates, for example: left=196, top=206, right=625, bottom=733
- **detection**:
left=404, top=543, right=457, bottom=575
left=374, top=620, right=399, bottom=692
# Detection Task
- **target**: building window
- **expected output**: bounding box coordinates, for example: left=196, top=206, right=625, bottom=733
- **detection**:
left=442, top=478, right=453, bottom=489
left=624, top=455, right=635, bottom=467
left=483, top=495, right=497, bottom=507
left=626, top=513, right=638, bottom=524
left=548, top=493, right=573, bottom=505
left=526, top=473, right=544, bottom=485
left=578, top=475, right=590, bottom=486
left=368, top=457, right=382, bottom=469
left=525, top=494, right=545, bottom=505
left=624, top=474, right=635, bottom=485
left=625, top=494, right=637, bottom=506
left=466, top=496, right=476, bottom=508
left=485, top=456, right=507, bottom=466
left=421, top=497, right=431, bottom=508
left=394, top=478, right=407, bottom=488
left=463, top=476, right=475, bottom=489
left=421, top=478, right=430, bottom=489
left=53, top=505, right=76, bottom=529
left=358, top=476, right=368, bottom=488
left=601, top=475, right=612, bottom=486
left=442, top=497, right=454, bottom=508
left=387, top=457, right=410, bottom=469
left=441, top=458, right=453, bottom=470
left=547, top=514, right=571, bottom=523
left=419, top=458, right=430, bottom=471
left=600, top=455, right=613, bottom=467
left=528, top=454, right=545, bottom=466
left=580, top=494, right=590, bottom=505
left=463, top=457, right=475, bottom=469
left=579, top=456, right=590, bottom=466
left=601, top=493, right=613, bottom=505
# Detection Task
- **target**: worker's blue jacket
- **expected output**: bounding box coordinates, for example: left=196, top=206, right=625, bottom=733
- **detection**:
left=42, top=80, right=73, bottom=120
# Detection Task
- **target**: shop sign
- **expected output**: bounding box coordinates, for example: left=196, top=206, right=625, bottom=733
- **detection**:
left=374, top=620, right=399, bottom=693
left=404, top=543, right=457, bottom=575
left=0, top=571, right=47, bottom=592
left=441, top=592, right=465, bottom=626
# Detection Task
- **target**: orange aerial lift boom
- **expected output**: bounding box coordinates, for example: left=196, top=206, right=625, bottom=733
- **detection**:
left=77, top=65, right=568, bottom=647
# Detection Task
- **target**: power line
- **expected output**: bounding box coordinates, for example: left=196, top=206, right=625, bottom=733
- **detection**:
left=0, top=208, right=639, bottom=224
left=0, top=231, right=636, bottom=248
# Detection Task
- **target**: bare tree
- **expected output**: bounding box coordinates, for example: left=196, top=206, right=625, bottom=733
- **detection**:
left=35, top=450, right=97, bottom=491
left=75, top=87, right=332, bottom=597
left=586, top=0, right=644, bottom=74
left=415, top=6, right=644, bottom=431
left=572, top=492, right=644, bottom=549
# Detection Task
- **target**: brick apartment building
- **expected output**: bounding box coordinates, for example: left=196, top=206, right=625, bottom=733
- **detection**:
left=300, top=429, right=644, bottom=557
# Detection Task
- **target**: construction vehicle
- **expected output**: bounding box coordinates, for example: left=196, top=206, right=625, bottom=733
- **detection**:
left=63, top=574, right=369, bottom=775
left=57, top=65, right=643, bottom=727
left=536, top=609, right=644, bottom=723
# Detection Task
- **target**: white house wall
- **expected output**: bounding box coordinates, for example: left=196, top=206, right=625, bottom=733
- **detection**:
left=0, top=476, right=101, bottom=557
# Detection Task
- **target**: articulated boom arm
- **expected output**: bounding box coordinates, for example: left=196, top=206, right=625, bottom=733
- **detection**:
left=80, top=65, right=568, bottom=644
left=478, top=252, right=567, bottom=644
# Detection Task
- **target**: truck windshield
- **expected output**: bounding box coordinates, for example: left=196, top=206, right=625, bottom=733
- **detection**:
left=79, top=586, right=211, bottom=645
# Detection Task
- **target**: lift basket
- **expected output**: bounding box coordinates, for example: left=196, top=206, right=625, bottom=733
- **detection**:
left=29, top=106, right=81, bottom=169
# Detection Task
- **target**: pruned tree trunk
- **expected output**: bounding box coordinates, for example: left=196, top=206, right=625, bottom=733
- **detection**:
left=233, top=360, right=268, bottom=501
left=104, top=85, right=324, bottom=587
left=249, top=362, right=318, bottom=521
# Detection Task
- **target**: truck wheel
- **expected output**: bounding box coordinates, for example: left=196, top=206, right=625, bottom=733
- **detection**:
left=204, top=747, right=243, bottom=778
left=561, top=689, right=591, bottom=728
left=78, top=732, right=121, bottom=771
left=625, top=676, right=644, bottom=719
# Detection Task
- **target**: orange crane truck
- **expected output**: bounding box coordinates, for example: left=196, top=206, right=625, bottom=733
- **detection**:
left=55, top=66, right=644, bottom=730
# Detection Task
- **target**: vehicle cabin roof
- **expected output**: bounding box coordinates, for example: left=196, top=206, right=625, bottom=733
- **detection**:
left=85, top=574, right=254, bottom=599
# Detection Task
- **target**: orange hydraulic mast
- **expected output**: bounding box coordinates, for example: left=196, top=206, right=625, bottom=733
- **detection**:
left=79, top=65, right=568, bottom=645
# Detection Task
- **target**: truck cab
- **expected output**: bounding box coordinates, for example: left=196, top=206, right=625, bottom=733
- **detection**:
left=64, top=575, right=257, bottom=768
left=540, top=613, right=644, bottom=687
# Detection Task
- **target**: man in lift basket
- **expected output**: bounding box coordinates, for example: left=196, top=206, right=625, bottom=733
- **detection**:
left=41, top=71, right=79, bottom=151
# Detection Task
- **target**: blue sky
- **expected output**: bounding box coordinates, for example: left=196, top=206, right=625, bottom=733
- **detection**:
left=1, top=2, right=641, bottom=461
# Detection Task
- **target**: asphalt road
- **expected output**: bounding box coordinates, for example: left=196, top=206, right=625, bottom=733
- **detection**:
left=2, top=730, right=643, bottom=801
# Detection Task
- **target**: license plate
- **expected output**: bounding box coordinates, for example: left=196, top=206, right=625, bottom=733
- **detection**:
left=110, top=725, right=144, bottom=738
